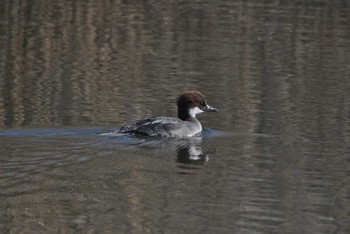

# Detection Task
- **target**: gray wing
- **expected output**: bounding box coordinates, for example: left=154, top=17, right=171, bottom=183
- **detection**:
left=118, top=117, right=184, bottom=137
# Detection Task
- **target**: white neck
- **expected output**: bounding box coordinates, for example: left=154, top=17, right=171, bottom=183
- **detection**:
left=189, top=106, right=203, bottom=118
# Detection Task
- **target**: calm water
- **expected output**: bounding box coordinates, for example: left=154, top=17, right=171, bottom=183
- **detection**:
left=1, top=1, right=350, bottom=233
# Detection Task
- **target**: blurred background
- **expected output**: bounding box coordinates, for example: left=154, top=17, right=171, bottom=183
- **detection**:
left=1, top=0, right=349, bottom=136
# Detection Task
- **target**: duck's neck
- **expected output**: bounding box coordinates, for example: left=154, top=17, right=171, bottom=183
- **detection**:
left=178, top=109, right=191, bottom=121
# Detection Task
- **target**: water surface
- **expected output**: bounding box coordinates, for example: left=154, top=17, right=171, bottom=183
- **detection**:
left=1, top=1, right=350, bottom=233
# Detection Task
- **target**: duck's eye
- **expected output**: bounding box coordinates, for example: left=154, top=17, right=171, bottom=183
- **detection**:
left=200, top=102, right=205, bottom=106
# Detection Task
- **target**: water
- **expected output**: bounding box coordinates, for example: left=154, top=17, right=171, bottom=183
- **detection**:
left=1, top=1, right=350, bottom=233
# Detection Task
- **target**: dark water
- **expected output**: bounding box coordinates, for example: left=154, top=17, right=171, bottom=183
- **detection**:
left=1, top=1, right=350, bottom=233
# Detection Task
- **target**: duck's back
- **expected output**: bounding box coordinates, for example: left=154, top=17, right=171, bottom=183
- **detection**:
left=118, top=116, right=183, bottom=137
left=118, top=116, right=201, bottom=137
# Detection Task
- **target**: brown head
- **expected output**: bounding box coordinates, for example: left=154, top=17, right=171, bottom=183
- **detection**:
left=176, top=91, right=218, bottom=120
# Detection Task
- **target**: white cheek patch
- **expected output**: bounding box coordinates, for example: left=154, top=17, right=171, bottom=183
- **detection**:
left=189, top=106, right=203, bottom=117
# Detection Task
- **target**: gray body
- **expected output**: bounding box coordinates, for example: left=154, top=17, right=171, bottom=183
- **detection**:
left=118, top=116, right=202, bottom=137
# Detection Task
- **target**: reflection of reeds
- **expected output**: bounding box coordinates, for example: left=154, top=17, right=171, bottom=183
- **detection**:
left=0, top=2, right=349, bottom=233
left=0, top=0, right=349, bottom=135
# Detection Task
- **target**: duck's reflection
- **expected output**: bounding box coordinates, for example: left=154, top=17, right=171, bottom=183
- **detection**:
left=99, top=129, right=217, bottom=165
left=176, top=145, right=208, bottom=164
left=175, top=136, right=215, bottom=165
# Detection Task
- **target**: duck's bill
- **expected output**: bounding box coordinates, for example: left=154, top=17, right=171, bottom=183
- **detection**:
left=204, top=105, right=218, bottom=112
